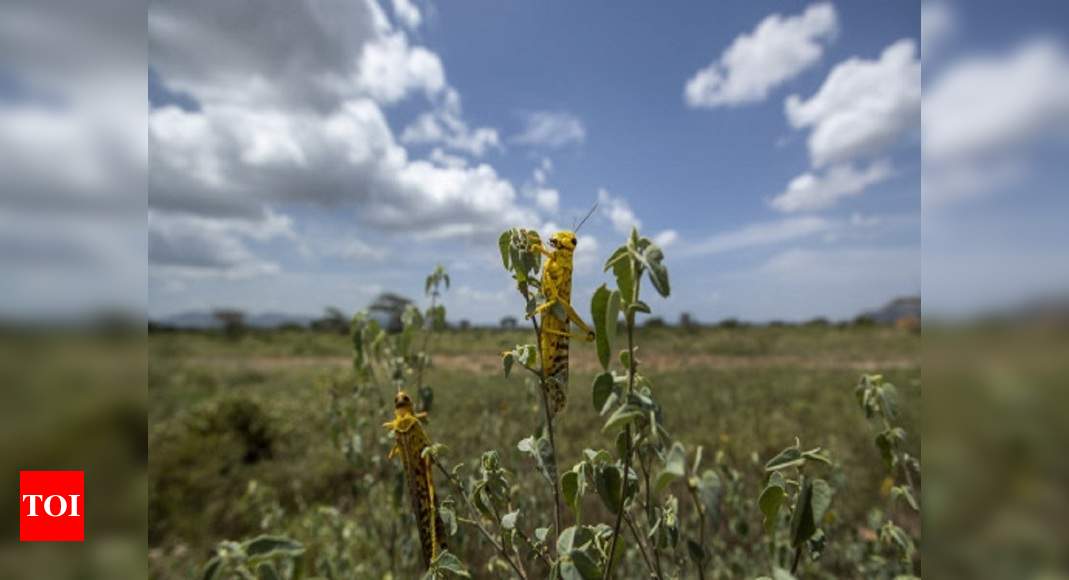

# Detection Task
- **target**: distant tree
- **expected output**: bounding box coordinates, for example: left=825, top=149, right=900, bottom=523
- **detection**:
left=679, top=312, right=697, bottom=329
left=804, top=317, right=830, bottom=327
left=768, top=320, right=786, bottom=328
left=147, top=320, right=176, bottom=333
left=852, top=314, right=876, bottom=327
left=717, top=318, right=740, bottom=329
left=458, top=319, right=471, bottom=331
left=644, top=316, right=666, bottom=328
left=368, top=293, right=413, bottom=332
left=212, top=309, right=246, bottom=340
left=311, top=306, right=349, bottom=334
left=500, top=315, right=518, bottom=330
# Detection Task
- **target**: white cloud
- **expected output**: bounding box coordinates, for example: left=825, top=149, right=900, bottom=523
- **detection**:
left=356, top=32, right=445, bottom=104
left=597, top=188, right=641, bottom=234
left=149, top=0, right=542, bottom=282
left=684, top=3, right=837, bottom=108
left=922, top=40, right=1069, bottom=208
left=429, top=147, right=468, bottom=169
left=573, top=234, right=600, bottom=272
left=390, top=0, right=421, bottom=30
left=148, top=210, right=293, bottom=278
left=512, top=111, right=586, bottom=148
left=0, top=1, right=147, bottom=317
left=533, top=188, right=560, bottom=213
left=694, top=245, right=918, bottom=322
left=336, top=237, right=384, bottom=261
left=401, top=88, right=501, bottom=156
left=923, top=40, right=1069, bottom=166
left=653, top=229, right=679, bottom=248
left=922, top=158, right=1026, bottom=209
left=682, top=217, right=832, bottom=256
left=149, top=0, right=391, bottom=108
left=921, top=1, right=954, bottom=60
left=786, top=39, right=920, bottom=167
left=533, top=157, right=553, bottom=184
left=770, top=160, right=892, bottom=212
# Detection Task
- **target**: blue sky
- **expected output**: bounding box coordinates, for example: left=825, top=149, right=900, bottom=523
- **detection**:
left=4, top=1, right=1067, bottom=323
left=143, top=0, right=923, bottom=324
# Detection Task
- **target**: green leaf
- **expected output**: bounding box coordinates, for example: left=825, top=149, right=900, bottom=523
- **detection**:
left=879, top=382, right=899, bottom=420
left=562, top=470, right=581, bottom=517
left=560, top=551, right=601, bottom=580
left=592, top=372, right=614, bottom=414
left=557, top=526, right=594, bottom=555
left=655, top=442, right=686, bottom=494
left=242, top=536, right=304, bottom=559
left=535, top=527, right=550, bottom=543
left=502, top=352, right=515, bottom=378
left=499, top=231, right=512, bottom=270
left=517, top=435, right=536, bottom=454
left=200, top=557, right=221, bottom=580
left=440, top=504, right=458, bottom=536
left=642, top=244, right=670, bottom=297
left=802, top=447, right=832, bottom=465
left=789, top=479, right=816, bottom=548
left=596, top=465, right=624, bottom=514
left=430, top=550, right=471, bottom=577
left=759, top=471, right=787, bottom=534
left=891, top=485, right=919, bottom=511
left=765, top=445, right=805, bottom=472
left=603, top=246, right=629, bottom=272
left=501, top=510, right=519, bottom=530
left=602, top=404, right=643, bottom=433
left=809, top=478, right=833, bottom=527
left=628, top=301, right=651, bottom=315
left=591, top=285, right=611, bottom=370
left=612, top=255, right=635, bottom=305
left=256, top=562, right=280, bottom=580
left=600, top=291, right=621, bottom=370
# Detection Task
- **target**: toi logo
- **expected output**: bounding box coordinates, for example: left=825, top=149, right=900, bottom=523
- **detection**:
left=19, top=470, right=84, bottom=542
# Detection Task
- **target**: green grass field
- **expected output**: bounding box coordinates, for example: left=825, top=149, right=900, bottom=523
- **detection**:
left=148, top=324, right=919, bottom=578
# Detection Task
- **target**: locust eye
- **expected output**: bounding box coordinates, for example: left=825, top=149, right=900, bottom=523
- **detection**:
left=570, top=236, right=577, bottom=246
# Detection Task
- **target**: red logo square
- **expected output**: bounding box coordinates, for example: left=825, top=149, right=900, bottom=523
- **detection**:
left=19, top=471, right=84, bottom=542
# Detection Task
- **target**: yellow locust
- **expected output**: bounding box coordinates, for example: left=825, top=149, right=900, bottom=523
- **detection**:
left=530, top=225, right=596, bottom=418
left=384, top=390, right=447, bottom=568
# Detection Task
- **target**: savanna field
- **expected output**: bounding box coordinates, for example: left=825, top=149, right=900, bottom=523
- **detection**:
left=148, top=321, right=920, bottom=579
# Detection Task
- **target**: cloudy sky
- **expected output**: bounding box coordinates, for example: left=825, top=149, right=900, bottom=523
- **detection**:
left=144, top=0, right=924, bottom=324
left=7, top=1, right=1065, bottom=323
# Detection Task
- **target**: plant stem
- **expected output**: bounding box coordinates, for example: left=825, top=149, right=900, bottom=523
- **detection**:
left=624, top=513, right=659, bottom=579
left=791, top=545, right=804, bottom=575
left=514, top=528, right=554, bottom=568
left=413, top=290, right=438, bottom=392
left=639, top=454, right=665, bottom=578
left=435, top=462, right=528, bottom=580
left=685, top=484, right=707, bottom=580
left=530, top=316, right=563, bottom=544
left=604, top=306, right=638, bottom=580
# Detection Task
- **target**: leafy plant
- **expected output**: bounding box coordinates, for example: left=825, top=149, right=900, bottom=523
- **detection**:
left=179, top=230, right=922, bottom=580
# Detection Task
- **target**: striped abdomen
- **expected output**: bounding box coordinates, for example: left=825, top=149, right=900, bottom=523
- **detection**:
left=539, top=255, right=574, bottom=417
left=395, top=422, right=447, bottom=567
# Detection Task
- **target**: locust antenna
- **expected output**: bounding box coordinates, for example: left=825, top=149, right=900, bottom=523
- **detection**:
left=574, top=201, right=598, bottom=233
